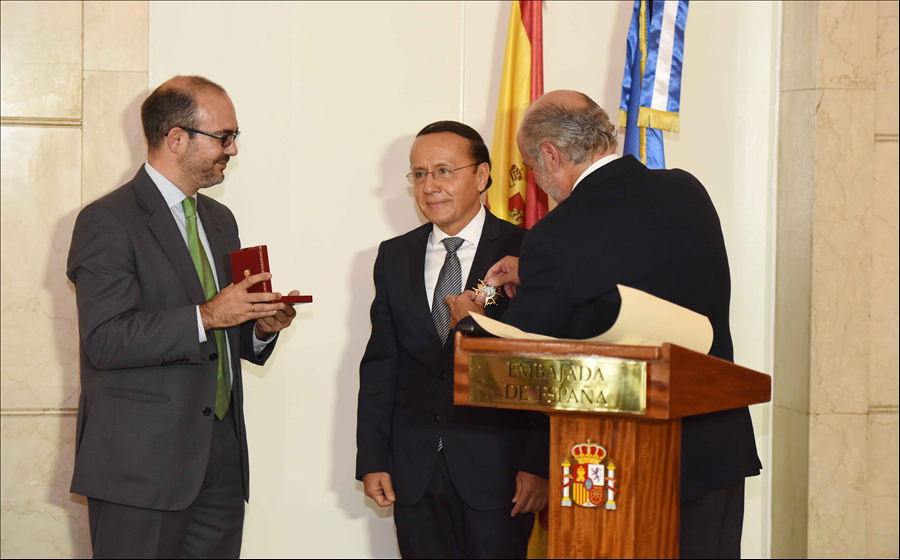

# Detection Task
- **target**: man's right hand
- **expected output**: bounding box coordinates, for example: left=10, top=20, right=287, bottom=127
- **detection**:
left=363, top=472, right=396, bottom=507
left=485, top=256, right=520, bottom=298
left=199, top=272, right=284, bottom=330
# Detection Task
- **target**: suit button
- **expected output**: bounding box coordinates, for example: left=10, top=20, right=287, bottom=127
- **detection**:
left=209, top=353, right=218, bottom=361
left=202, top=407, right=212, bottom=416
left=433, top=415, right=441, bottom=423
left=439, top=372, right=448, bottom=380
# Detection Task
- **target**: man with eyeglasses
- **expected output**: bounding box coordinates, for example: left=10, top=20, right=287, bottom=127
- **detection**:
left=356, top=121, right=549, bottom=558
left=66, top=75, right=300, bottom=558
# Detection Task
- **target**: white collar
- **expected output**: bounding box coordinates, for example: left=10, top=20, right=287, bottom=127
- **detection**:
left=431, top=204, right=486, bottom=247
left=144, top=162, right=195, bottom=208
left=572, top=153, right=621, bottom=192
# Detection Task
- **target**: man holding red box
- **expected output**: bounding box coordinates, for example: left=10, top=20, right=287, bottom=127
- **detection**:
left=66, top=75, right=300, bottom=558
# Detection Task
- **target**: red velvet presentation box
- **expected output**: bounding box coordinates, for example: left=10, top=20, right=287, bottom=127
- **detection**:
left=229, top=245, right=313, bottom=304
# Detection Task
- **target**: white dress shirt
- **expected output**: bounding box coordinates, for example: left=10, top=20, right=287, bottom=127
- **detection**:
left=144, top=163, right=271, bottom=377
left=425, top=204, right=486, bottom=309
left=571, top=153, right=622, bottom=192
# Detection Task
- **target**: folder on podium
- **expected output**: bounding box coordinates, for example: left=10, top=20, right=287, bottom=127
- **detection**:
left=453, top=327, right=770, bottom=559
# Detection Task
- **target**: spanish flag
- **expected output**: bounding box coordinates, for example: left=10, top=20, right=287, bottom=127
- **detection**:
left=487, top=1, right=548, bottom=230
left=490, top=4, right=548, bottom=556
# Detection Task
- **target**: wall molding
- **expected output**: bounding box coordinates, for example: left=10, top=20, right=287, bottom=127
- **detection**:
left=0, top=408, right=78, bottom=417
left=875, top=133, right=899, bottom=143
left=869, top=405, right=900, bottom=414
left=0, top=116, right=82, bottom=128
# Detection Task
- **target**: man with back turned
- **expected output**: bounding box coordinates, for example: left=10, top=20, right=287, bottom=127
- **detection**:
left=450, top=90, right=761, bottom=558
left=356, top=121, right=549, bottom=558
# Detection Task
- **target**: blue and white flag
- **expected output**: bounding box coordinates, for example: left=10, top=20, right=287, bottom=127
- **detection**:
left=619, top=0, right=689, bottom=169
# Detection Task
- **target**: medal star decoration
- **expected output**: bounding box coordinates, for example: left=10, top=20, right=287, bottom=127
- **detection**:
left=473, top=279, right=501, bottom=306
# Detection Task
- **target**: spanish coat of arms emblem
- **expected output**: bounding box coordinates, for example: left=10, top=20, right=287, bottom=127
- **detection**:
left=561, top=440, right=617, bottom=510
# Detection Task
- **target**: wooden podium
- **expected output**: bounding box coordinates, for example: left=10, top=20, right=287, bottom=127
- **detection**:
left=453, top=332, right=770, bottom=559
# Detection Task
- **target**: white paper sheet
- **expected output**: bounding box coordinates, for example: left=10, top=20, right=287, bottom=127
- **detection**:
left=469, top=284, right=713, bottom=354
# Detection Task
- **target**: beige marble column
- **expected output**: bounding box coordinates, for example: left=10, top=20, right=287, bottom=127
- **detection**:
left=0, top=2, right=147, bottom=557
left=772, top=2, right=817, bottom=556
left=807, top=3, right=877, bottom=556
left=867, top=3, right=899, bottom=558
left=773, top=2, right=898, bottom=558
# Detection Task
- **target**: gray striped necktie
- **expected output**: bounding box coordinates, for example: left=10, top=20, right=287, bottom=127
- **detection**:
left=432, top=237, right=465, bottom=346
left=433, top=236, right=464, bottom=452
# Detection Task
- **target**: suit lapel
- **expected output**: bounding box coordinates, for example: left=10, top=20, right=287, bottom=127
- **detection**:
left=408, top=225, right=442, bottom=346
left=196, top=196, right=244, bottom=388
left=464, top=209, right=501, bottom=292
left=196, top=196, right=232, bottom=288
left=136, top=170, right=207, bottom=306
left=437, top=210, right=503, bottom=360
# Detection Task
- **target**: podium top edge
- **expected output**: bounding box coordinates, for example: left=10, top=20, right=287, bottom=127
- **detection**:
left=456, top=334, right=664, bottom=361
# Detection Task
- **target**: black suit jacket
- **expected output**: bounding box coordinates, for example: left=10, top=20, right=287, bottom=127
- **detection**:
left=501, top=156, right=761, bottom=502
left=356, top=209, right=549, bottom=510
left=66, top=167, right=276, bottom=511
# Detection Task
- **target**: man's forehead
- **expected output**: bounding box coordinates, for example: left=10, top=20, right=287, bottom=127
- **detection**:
left=410, top=133, right=468, bottom=161
left=196, top=92, right=237, bottom=129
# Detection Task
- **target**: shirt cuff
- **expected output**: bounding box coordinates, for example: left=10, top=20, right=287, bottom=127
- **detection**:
left=252, top=328, right=276, bottom=355
left=196, top=306, right=207, bottom=343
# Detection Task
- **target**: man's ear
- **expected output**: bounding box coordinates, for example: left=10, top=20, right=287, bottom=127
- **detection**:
left=165, top=128, right=186, bottom=155
left=540, top=141, right=561, bottom=172
left=476, top=162, right=490, bottom=193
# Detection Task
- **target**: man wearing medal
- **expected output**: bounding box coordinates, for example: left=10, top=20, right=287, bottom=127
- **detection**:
left=355, top=121, right=549, bottom=558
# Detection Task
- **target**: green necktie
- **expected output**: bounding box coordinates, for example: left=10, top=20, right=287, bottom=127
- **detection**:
left=182, top=197, right=231, bottom=420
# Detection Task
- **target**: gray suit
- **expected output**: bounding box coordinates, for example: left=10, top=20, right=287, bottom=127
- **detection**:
left=67, top=167, right=274, bottom=555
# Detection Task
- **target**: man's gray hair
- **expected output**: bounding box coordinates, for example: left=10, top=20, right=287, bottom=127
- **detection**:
left=520, top=94, right=618, bottom=169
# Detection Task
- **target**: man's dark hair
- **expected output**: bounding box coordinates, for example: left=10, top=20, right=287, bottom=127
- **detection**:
left=416, top=121, right=492, bottom=189
left=141, top=75, right=228, bottom=151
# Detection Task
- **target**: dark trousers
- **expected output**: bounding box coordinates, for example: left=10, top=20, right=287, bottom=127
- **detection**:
left=393, top=452, right=534, bottom=559
left=680, top=481, right=745, bottom=559
left=88, top=407, right=245, bottom=559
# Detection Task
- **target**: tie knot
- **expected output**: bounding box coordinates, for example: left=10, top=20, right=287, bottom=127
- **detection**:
left=181, top=196, right=197, bottom=219
left=442, top=237, right=464, bottom=254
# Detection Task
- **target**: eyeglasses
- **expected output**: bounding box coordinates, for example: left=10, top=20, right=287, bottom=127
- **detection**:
left=178, top=126, right=241, bottom=148
left=406, top=162, right=479, bottom=185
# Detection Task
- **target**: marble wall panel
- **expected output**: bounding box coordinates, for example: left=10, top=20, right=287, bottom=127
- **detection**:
left=0, top=2, right=82, bottom=119
left=867, top=413, right=899, bottom=559
left=84, top=1, right=149, bottom=73
left=817, top=1, right=878, bottom=89
left=870, top=143, right=900, bottom=408
left=0, top=415, right=89, bottom=558
left=810, top=88, right=875, bottom=415
left=876, top=0, right=899, bottom=134
left=781, top=0, right=819, bottom=91
left=0, top=127, right=82, bottom=410
left=771, top=406, right=810, bottom=559
left=774, top=2, right=894, bottom=558
left=82, top=71, right=148, bottom=204
left=807, top=412, right=868, bottom=558
left=774, top=89, right=816, bottom=414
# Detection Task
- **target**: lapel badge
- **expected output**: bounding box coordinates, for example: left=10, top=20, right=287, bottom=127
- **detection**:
left=561, top=440, right=617, bottom=510
left=473, top=279, right=501, bottom=306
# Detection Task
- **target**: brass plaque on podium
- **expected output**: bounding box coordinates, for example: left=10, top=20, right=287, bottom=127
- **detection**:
left=468, top=354, right=647, bottom=414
